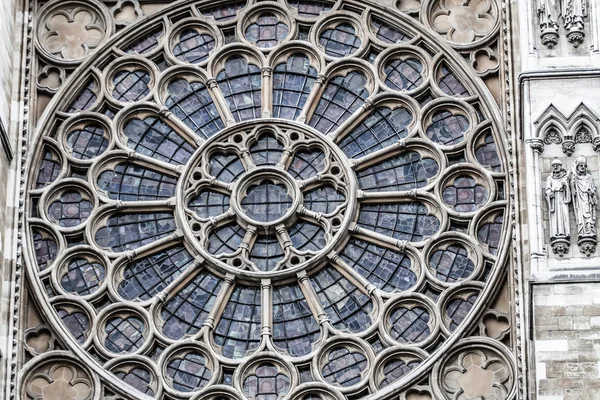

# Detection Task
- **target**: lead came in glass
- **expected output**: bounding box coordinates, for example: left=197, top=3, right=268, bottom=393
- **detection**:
left=388, top=306, right=431, bottom=343
left=58, top=308, right=89, bottom=344
left=172, top=29, right=215, bottom=64
left=114, top=366, right=155, bottom=396
left=384, top=58, right=424, bottom=91
left=321, top=347, right=367, bottom=387
left=166, top=352, right=212, bottom=392
left=112, top=69, right=150, bottom=102
left=379, top=358, right=420, bottom=388
left=36, top=151, right=61, bottom=188
left=104, top=316, right=146, bottom=354
left=446, top=294, right=478, bottom=331
left=272, top=55, right=317, bottom=120
left=250, top=134, right=284, bottom=166
left=429, top=244, right=475, bottom=282
left=442, top=175, right=488, bottom=212
left=243, top=364, right=291, bottom=399
left=66, top=124, right=108, bottom=160
left=60, top=258, right=105, bottom=295
left=188, top=189, right=230, bottom=219
left=319, top=23, right=362, bottom=57
left=48, top=190, right=92, bottom=227
left=477, top=214, right=504, bottom=255
left=245, top=14, right=289, bottom=48
left=289, top=0, right=333, bottom=17
left=241, top=181, right=292, bottom=222
left=95, top=212, right=176, bottom=252
left=426, top=110, right=470, bottom=145
left=358, top=202, right=440, bottom=242
left=372, top=18, right=410, bottom=43
left=303, top=186, right=345, bottom=214
left=217, top=56, right=262, bottom=121
left=33, top=230, right=58, bottom=270
left=357, top=152, right=439, bottom=192
left=250, top=235, right=284, bottom=271
left=97, top=162, right=177, bottom=201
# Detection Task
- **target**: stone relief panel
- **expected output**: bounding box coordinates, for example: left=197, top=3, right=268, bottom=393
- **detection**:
left=530, top=103, right=600, bottom=259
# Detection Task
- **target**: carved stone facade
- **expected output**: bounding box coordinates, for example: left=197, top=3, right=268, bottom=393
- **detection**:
left=0, top=0, right=595, bottom=399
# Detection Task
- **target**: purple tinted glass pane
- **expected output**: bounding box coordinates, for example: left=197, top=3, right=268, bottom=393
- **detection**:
left=243, top=364, right=290, bottom=398
left=58, top=308, right=89, bottom=344
left=245, top=14, right=289, bottom=48
left=98, top=162, right=177, bottom=201
left=66, top=124, right=108, bottom=160
left=217, top=57, right=262, bottom=122
left=477, top=214, right=503, bottom=255
left=303, top=185, right=345, bottom=214
left=250, top=235, right=284, bottom=271
left=189, top=190, right=230, bottom=219
left=273, top=55, right=318, bottom=120
left=114, top=366, right=155, bottom=396
left=429, top=244, right=475, bottom=282
left=112, top=69, right=150, bottom=102
left=173, top=29, right=215, bottom=63
left=388, top=306, right=430, bottom=343
left=340, top=238, right=417, bottom=292
left=95, top=212, right=176, bottom=252
left=36, top=151, right=61, bottom=188
left=357, top=152, right=438, bottom=192
left=118, top=246, right=194, bottom=301
left=124, top=27, right=163, bottom=54
left=311, top=267, right=372, bottom=333
left=61, top=258, right=105, bottom=295
left=289, top=220, right=326, bottom=252
left=241, top=181, right=292, bottom=222
left=322, top=348, right=367, bottom=387
left=309, top=72, right=369, bottom=134
left=214, top=286, right=262, bottom=358
left=67, top=79, right=97, bottom=112
left=167, top=352, right=212, bottom=392
left=442, top=175, right=488, bottom=212
left=123, top=117, right=194, bottom=165
left=289, top=0, right=333, bottom=17
left=104, top=316, right=145, bottom=353
left=439, top=64, right=469, bottom=97
left=475, top=133, right=502, bottom=172
left=319, top=23, right=361, bottom=57
left=358, top=202, right=440, bottom=242
left=161, top=271, right=222, bottom=339
left=384, top=58, right=423, bottom=91
left=380, top=359, right=420, bottom=388
left=446, top=294, right=478, bottom=331
left=426, top=110, right=470, bottom=145
left=372, top=18, right=410, bottom=43
left=338, top=107, right=413, bottom=159
left=33, top=230, right=57, bottom=270
left=200, top=2, right=245, bottom=21
left=165, top=79, right=224, bottom=138
left=48, top=191, right=92, bottom=227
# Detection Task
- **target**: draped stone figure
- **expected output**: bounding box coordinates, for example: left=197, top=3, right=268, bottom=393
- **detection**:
left=571, top=155, right=597, bottom=256
left=545, top=159, right=571, bottom=256
left=537, top=0, right=561, bottom=48
left=563, top=0, right=587, bottom=46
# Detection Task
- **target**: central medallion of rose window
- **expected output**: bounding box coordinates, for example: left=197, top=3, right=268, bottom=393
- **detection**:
left=177, top=120, right=356, bottom=280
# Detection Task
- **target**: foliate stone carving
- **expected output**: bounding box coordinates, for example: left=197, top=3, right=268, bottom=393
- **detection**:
left=537, top=0, right=560, bottom=48
left=575, top=127, right=592, bottom=143
left=593, top=137, right=600, bottom=153
left=428, top=0, right=500, bottom=48
left=36, top=1, right=111, bottom=63
left=571, top=156, right=597, bottom=256
left=545, top=159, right=571, bottom=257
left=543, top=127, right=562, bottom=145
left=563, top=0, right=587, bottom=47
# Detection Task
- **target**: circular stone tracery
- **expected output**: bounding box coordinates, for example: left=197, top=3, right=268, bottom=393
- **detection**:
left=179, top=121, right=355, bottom=279
left=25, top=0, right=512, bottom=399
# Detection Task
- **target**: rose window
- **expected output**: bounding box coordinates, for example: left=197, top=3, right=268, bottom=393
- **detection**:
left=26, top=1, right=512, bottom=399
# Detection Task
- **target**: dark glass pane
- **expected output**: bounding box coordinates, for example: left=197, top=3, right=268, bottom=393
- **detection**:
left=309, top=72, right=369, bottom=134
left=319, top=23, right=361, bottom=57
left=446, top=294, right=478, bottom=331
left=123, top=117, right=194, bottom=165
left=58, top=308, right=89, bottom=344
left=372, top=18, right=409, bottom=43
left=209, top=152, right=245, bottom=183
left=60, top=258, right=105, bottom=295
left=217, top=56, right=262, bottom=122
left=384, top=58, right=423, bottom=91
left=303, top=185, right=345, bottom=214
left=273, top=284, right=320, bottom=357
left=165, top=79, right=224, bottom=139
left=67, top=79, right=97, bottom=112
left=243, top=364, right=291, bottom=398
left=189, top=190, right=231, bottom=218
left=357, top=152, right=438, bottom=192
left=442, top=175, right=488, bottom=212
left=118, top=246, right=194, bottom=301
left=477, top=214, right=503, bottom=255
left=358, top=202, right=440, bottom=242
left=124, top=27, right=163, bottom=54
left=47, top=191, right=92, bottom=227
left=289, top=0, right=333, bottom=17
left=439, top=64, right=469, bottom=97
left=311, top=266, right=372, bottom=333
left=214, top=286, right=262, bottom=358
left=114, top=366, right=155, bottom=396
left=340, top=238, right=417, bottom=292
left=33, top=230, right=57, bottom=271
left=66, top=124, right=108, bottom=160
left=172, top=29, right=215, bottom=63
left=241, top=181, right=292, bottom=222
left=104, top=316, right=145, bottom=353
left=388, top=306, right=430, bottom=342
left=429, top=243, right=475, bottom=282
left=250, top=235, right=284, bottom=271
left=200, top=2, right=245, bottom=21
left=166, top=352, right=212, bottom=392
left=95, top=212, right=176, bottom=252
left=321, top=348, right=367, bottom=387
left=97, top=162, right=177, bottom=201
left=338, top=107, right=412, bottom=159
left=245, top=14, right=289, bottom=48
left=161, top=271, right=223, bottom=339
left=273, top=55, right=318, bottom=120
left=288, top=148, right=325, bottom=180
left=426, top=110, right=469, bottom=145
left=112, top=69, right=150, bottom=102
left=208, top=223, right=245, bottom=254
left=250, top=134, right=284, bottom=166
left=379, top=358, right=419, bottom=388
left=36, top=150, right=61, bottom=188
left=289, top=220, right=326, bottom=252
left=475, top=132, right=502, bottom=172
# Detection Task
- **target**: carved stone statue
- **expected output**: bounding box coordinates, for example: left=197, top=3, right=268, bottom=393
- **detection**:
left=537, top=0, right=561, bottom=48
left=563, top=0, right=587, bottom=47
left=545, top=159, right=571, bottom=256
left=571, top=155, right=597, bottom=256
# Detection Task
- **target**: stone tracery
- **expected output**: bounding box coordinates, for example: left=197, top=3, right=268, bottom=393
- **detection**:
left=23, top=1, right=514, bottom=399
